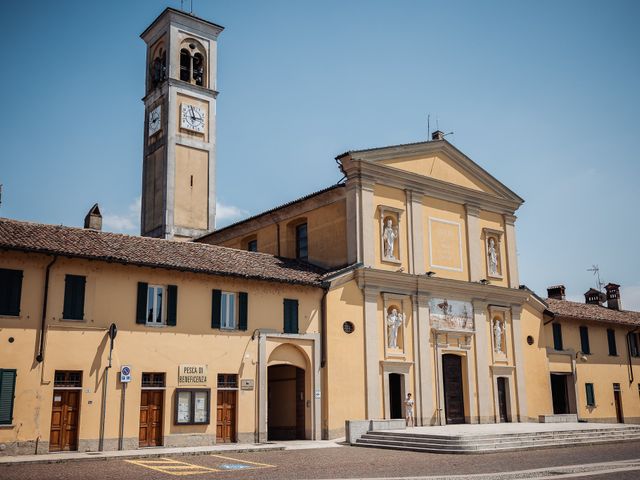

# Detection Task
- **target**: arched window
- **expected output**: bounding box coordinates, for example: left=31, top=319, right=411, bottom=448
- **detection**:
left=149, top=48, right=167, bottom=90
left=192, top=53, right=204, bottom=86
left=180, top=49, right=191, bottom=82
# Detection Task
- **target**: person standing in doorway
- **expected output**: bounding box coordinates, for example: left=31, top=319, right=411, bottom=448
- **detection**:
left=405, top=393, right=415, bottom=427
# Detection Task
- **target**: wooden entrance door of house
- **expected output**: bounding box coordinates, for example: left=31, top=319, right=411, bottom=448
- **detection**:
left=389, top=373, right=403, bottom=419
left=442, top=354, right=465, bottom=424
left=497, top=377, right=509, bottom=422
left=613, top=384, right=624, bottom=423
left=551, top=374, right=569, bottom=414
left=49, top=390, right=80, bottom=451
left=216, top=390, right=237, bottom=443
left=139, top=390, right=163, bottom=447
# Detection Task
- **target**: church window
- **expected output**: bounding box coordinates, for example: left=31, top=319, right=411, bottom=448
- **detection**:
left=180, top=49, right=191, bottom=82
left=296, top=223, right=308, bottom=261
left=149, top=48, right=167, bottom=90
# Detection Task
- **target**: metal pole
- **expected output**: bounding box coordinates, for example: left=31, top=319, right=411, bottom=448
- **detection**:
left=118, top=382, right=126, bottom=450
left=99, top=325, right=116, bottom=451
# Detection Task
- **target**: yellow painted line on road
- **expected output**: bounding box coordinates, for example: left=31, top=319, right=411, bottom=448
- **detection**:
left=126, top=457, right=220, bottom=476
left=209, top=453, right=276, bottom=468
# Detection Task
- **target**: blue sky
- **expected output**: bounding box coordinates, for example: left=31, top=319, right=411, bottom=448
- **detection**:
left=1, top=0, right=639, bottom=308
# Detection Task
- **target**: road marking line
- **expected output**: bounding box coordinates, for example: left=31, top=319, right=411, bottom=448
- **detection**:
left=209, top=453, right=276, bottom=468
left=126, top=457, right=220, bottom=476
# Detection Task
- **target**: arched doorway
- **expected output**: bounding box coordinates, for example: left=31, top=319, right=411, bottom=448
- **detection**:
left=442, top=354, right=465, bottom=424
left=267, top=365, right=305, bottom=440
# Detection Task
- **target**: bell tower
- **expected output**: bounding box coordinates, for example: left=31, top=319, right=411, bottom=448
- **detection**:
left=140, top=8, right=223, bottom=240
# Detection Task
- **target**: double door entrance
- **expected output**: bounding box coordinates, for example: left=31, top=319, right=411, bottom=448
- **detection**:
left=49, top=390, right=80, bottom=451
left=216, top=391, right=237, bottom=443
left=139, top=390, right=164, bottom=447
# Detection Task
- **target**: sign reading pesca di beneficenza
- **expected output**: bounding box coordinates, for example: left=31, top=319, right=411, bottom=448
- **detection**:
left=178, top=364, right=208, bottom=386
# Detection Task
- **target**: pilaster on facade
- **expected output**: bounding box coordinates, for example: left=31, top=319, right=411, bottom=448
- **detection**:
left=472, top=300, right=493, bottom=423
left=363, top=289, right=382, bottom=419
left=465, top=203, right=483, bottom=282
left=360, top=182, right=375, bottom=267
left=345, top=182, right=360, bottom=265
left=408, top=191, right=425, bottom=275
left=509, top=304, right=528, bottom=421
left=503, top=214, right=520, bottom=288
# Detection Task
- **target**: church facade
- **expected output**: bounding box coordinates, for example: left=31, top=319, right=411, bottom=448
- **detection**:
left=0, top=7, right=639, bottom=455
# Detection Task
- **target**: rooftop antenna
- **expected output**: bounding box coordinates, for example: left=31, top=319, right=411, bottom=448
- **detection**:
left=587, top=265, right=604, bottom=291
left=427, top=114, right=431, bottom=140
left=190, top=0, right=194, bottom=14
left=0, top=184, right=3, bottom=208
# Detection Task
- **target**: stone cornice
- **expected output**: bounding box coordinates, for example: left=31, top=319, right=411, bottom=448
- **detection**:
left=341, top=158, right=522, bottom=215
left=354, top=267, right=529, bottom=306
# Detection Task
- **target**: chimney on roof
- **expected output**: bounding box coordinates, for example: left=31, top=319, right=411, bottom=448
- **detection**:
left=84, top=203, right=102, bottom=231
left=547, top=285, right=566, bottom=300
left=584, top=288, right=605, bottom=306
left=431, top=130, right=445, bottom=141
left=605, top=283, right=622, bottom=310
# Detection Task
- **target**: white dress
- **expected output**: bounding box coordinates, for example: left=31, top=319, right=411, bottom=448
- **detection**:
left=405, top=398, right=414, bottom=416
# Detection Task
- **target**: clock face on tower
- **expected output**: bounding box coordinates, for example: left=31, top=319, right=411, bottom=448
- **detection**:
left=148, top=105, right=161, bottom=136
left=180, top=104, right=206, bottom=133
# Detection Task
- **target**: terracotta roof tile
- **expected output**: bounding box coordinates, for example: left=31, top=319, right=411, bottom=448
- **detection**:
left=0, top=218, right=325, bottom=287
left=545, top=297, right=640, bottom=327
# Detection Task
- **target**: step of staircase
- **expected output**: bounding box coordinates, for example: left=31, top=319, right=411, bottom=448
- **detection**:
left=354, top=426, right=640, bottom=454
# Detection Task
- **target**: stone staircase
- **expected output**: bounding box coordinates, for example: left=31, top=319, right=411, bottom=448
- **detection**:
left=354, top=425, right=640, bottom=454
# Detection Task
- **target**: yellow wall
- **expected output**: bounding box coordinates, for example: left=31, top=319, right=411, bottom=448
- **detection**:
left=216, top=199, right=348, bottom=269
left=0, top=251, right=322, bottom=453
left=423, top=196, right=468, bottom=281
left=174, top=145, right=209, bottom=230
left=520, top=304, right=553, bottom=420
left=379, top=153, right=495, bottom=194
left=544, top=317, right=640, bottom=423
left=323, top=280, right=366, bottom=437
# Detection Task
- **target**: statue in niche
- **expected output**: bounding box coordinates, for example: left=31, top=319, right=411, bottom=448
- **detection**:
left=488, top=237, right=499, bottom=276
left=387, top=308, right=405, bottom=349
left=382, top=218, right=398, bottom=259
left=493, top=319, right=503, bottom=353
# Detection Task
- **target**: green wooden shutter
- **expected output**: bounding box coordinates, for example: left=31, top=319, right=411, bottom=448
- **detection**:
left=579, top=326, right=590, bottom=354
left=63, top=275, right=86, bottom=320
left=585, top=383, right=595, bottom=406
left=166, top=285, right=178, bottom=326
left=238, top=292, right=248, bottom=331
left=552, top=323, right=563, bottom=351
left=284, top=299, right=299, bottom=334
left=0, top=269, right=23, bottom=316
left=212, top=290, right=222, bottom=329
left=136, top=282, right=148, bottom=324
left=607, top=329, right=617, bottom=355
left=0, top=369, right=17, bottom=425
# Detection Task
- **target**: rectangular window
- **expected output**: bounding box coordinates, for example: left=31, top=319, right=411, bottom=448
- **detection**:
left=146, top=285, right=165, bottom=325
left=221, top=292, right=236, bottom=329
left=217, top=374, right=238, bottom=389
left=579, top=326, right=590, bottom=355
left=585, top=383, right=595, bottom=407
left=607, top=329, right=617, bottom=356
left=283, top=298, right=299, bottom=334
left=0, top=369, right=17, bottom=425
left=296, top=223, right=308, bottom=261
left=142, top=373, right=166, bottom=388
left=247, top=239, right=257, bottom=252
left=63, top=274, right=86, bottom=320
left=629, top=333, right=640, bottom=357
left=552, top=323, right=563, bottom=351
left=0, top=268, right=23, bottom=316
left=54, top=370, right=82, bottom=388
left=174, top=389, right=210, bottom=425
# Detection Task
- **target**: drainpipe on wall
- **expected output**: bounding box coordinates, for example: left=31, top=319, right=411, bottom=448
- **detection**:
left=320, top=287, right=328, bottom=368
left=36, top=256, right=57, bottom=363
left=627, top=327, right=639, bottom=385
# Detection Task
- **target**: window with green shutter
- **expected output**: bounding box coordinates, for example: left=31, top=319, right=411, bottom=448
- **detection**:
left=552, top=323, right=563, bottom=351
left=607, top=329, right=617, bottom=356
left=283, top=299, right=299, bottom=334
left=0, top=268, right=23, bottom=316
left=63, top=274, right=86, bottom=320
left=585, top=383, right=595, bottom=407
left=579, top=326, right=590, bottom=354
left=0, top=369, right=17, bottom=425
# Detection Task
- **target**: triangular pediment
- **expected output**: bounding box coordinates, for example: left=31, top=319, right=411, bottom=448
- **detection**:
left=340, top=140, right=523, bottom=203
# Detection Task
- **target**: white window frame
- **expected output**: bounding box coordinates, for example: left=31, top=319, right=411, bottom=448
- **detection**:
left=220, top=291, right=237, bottom=330
left=146, top=284, right=166, bottom=326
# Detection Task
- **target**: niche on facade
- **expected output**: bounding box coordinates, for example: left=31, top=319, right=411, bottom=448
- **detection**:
left=483, top=228, right=503, bottom=279
left=378, top=206, right=403, bottom=264
left=489, top=306, right=509, bottom=363
left=383, top=294, right=409, bottom=357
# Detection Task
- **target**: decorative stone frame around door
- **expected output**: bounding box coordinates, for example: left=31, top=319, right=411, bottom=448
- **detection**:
left=490, top=365, right=516, bottom=423
left=381, top=360, right=412, bottom=420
